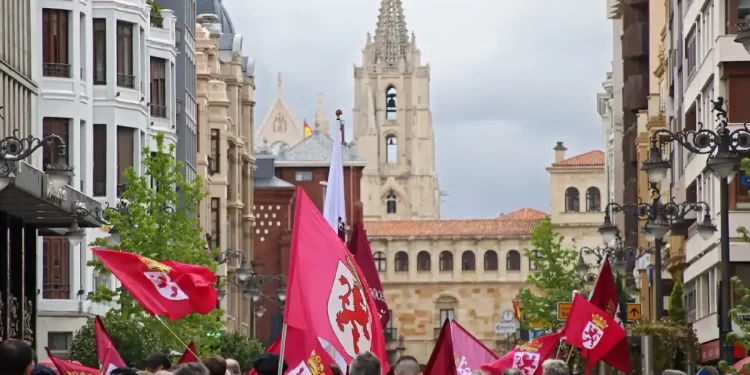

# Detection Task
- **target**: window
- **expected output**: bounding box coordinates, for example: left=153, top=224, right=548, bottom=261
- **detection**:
left=586, top=187, right=601, bottom=212
left=417, top=251, right=431, bottom=271
left=42, top=9, right=70, bottom=77
left=116, top=127, right=134, bottom=197
left=439, top=251, right=453, bottom=271
left=439, top=309, right=454, bottom=323
left=741, top=0, right=750, bottom=21
left=461, top=251, right=476, bottom=271
left=42, top=118, right=69, bottom=172
left=93, top=124, right=107, bottom=196
left=210, top=129, right=220, bottom=174
left=295, top=170, right=313, bottom=181
left=386, top=190, right=397, bottom=214
left=395, top=251, right=409, bottom=272
left=529, top=250, right=542, bottom=271
left=116, top=21, right=134, bottom=88
left=565, top=187, right=580, bottom=212
left=210, top=198, right=220, bottom=249
left=150, top=57, right=167, bottom=117
left=47, top=332, right=73, bottom=359
left=196, top=105, right=201, bottom=152
left=386, top=135, right=398, bottom=164
left=93, top=19, right=106, bottom=84
left=506, top=250, right=521, bottom=271
left=386, top=87, right=397, bottom=120
left=42, top=237, right=70, bottom=299
left=484, top=250, right=499, bottom=271
left=374, top=251, right=387, bottom=272
left=685, top=29, right=696, bottom=77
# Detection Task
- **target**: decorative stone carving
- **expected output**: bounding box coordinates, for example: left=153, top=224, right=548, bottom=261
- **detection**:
left=8, top=294, right=18, bottom=339
left=23, top=297, right=33, bottom=341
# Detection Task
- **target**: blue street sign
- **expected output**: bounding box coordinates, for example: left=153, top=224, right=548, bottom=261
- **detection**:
left=741, top=174, right=750, bottom=189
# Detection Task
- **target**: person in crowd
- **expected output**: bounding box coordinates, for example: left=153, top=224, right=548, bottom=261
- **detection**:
left=173, top=363, right=210, bottom=375
left=330, top=364, right=342, bottom=375
left=226, top=359, right=241, bottom=375
left=471, top=371, right=489, bottom=375
left=663, top=371, right=687, bottom=375
left=203, top=356, right=228, bottom=375
left=501, top=369, right=523, bottom=375
left=541, top=360, right=568, bottom=375
left=30, top=365, right=55, bottom=375
left=253, top=353, right=288, bottom=375
left=700, top=367, right=720, bottom=375
left=0, top=340, right=35, bottom=375
left=112, top=367, right=140, bottom=375
left=144, top=353, right=173, bottom=373
left=349, top=352, right=381, bottom=375
left=31, top=350, right=38, bottom=367
left=394, top=357, right=420, bottom=375
left=153, top=371, right=172, bottom=375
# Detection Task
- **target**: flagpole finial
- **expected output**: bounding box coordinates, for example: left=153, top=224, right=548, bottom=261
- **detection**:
left=335, top=109, right=343, bottom=120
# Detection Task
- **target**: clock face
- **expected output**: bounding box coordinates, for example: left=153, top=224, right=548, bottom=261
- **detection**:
left=502, top=310, right=514, bottom=322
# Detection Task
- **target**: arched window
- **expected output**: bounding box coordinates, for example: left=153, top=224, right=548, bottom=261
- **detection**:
left=386, top=135, right=398, bottom=164
left=374, top=251, right=387, bottom=272
left=439, top=251, right=453, bottom=271
left=461, top=251, right=476, bottom=271
left=395, top=251, right=409, bottom=272
left=565, top=187, right=580, bottom=212
left=386, top=87, right=397, bottom=120
left=586, top=187, right=601, bottom=212
left=386, top=190, right=397, bottom=214
left=484, top=250, right=499, bottom=271
left=529, top=250, right=542, bottom=271
left=506, top=250, right=521, bottom=271
left=417, top=251, right=431, bottom=271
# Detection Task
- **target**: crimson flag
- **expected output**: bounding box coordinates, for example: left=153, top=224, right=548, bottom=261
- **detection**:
left=588, top=257, right=632, bottom=374
left=563, top=294, right=627, bottom=373
left=45, top=348, right=100, bottom=375
left=284, top=187, right=389, bottom=371
left=347, top=205, right=390, bottom=328
left=178, top=341, right=200, bottom=364
left=92, top=248, right=218, bottom=321
left=249, top=326, right=337, bottom=375
left=95, top=316, right=126, bottom=375
left=480, top=332, right=561, bottom=375
left=424, top=319, right=498, bottom=375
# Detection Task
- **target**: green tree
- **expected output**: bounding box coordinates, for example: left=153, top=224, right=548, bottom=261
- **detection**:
left=668, top=279, right=686, bottom=323
left=70, top=315, right=171, bottom=368
left=87, top=132, right=223, bottom=354
left=205, top=332, right=265, bottom=371
left=721, top=276, right=750, bottom=374
left=517, top=216, right=584, bottom=330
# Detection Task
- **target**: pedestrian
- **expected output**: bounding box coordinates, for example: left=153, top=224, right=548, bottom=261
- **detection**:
left=394, top=358, right=420, bottom=375
left=173, top=363, right=210, bottom=375
left=252, top=353, right=288, bottom=375
left=225, top=359, right=241, bottom=375
left=349, top=352, right=380, bottom=375
left=0, top=340, right=35, bottom=375
left=501, top=369, right=522, bottom=375
left=541, top=360, right=568, bottom=375
left=145, top=353, right=173, bottom=373
left=203, top=356, right=227, bottom=375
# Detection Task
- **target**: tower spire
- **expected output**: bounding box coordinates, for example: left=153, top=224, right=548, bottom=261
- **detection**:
left=373, top=0, right=409, bottom=65
left=315, top=93, right=329, bottom=134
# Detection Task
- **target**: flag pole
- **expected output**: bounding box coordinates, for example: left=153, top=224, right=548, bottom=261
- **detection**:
left=277, top=323, right=289, bottom=375
left=155, top=316, right=199, bottom=360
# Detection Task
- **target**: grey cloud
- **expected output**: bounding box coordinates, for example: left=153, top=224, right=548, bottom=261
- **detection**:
left=224, top=0, right=612, bottom=218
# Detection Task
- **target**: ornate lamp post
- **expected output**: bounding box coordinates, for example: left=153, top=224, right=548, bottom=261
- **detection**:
left=0, top=130, right=75, bottom=192
left=640, top=97, right=742, bottom=363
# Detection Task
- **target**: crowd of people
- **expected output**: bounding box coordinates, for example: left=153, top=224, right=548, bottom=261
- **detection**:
left=0, top=338, right=698, bottom=375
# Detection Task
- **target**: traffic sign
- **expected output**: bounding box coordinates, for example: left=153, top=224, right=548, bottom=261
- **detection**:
left=494, top=322, right=517, bottom=334
left=557, top=302, right=572, bottom=320
left=627, top=303, right=641, bottom=321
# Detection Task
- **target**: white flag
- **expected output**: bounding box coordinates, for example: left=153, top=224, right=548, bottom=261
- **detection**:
left=323, top=122, right=347, bottom=242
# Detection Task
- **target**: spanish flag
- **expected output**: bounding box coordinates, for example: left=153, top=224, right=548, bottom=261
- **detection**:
left=303, top=120, right=313, bottom=138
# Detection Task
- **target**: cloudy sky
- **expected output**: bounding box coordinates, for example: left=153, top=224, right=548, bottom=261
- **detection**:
left=223, top=0, right=613, bottom=219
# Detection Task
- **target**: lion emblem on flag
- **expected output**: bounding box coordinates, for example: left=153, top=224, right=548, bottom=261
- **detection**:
left=582, top=314, right=608, bottom=349
left=327, top=259, right=372, bottom=357
left=512, top=352, right=540, bottom=375
left=144, top=271, right=188, bottom=301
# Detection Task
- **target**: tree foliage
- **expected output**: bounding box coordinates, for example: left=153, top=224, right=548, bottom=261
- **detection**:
left=205, top=332, right=265, bottom=371
left=517, top=216, right=584, bottom=330
left=720, top=276, right=750, bottom=374
left=87, top=132, right=223, bottom=354
left=630, top=319, right=698, bottom=375
left=669, top=279, right=686, bottom=323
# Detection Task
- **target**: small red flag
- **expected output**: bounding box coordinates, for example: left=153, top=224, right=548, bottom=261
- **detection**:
left=45, top=348, right=100, bottom=375
left=92, top=248, right=218, bottom=321
left=588, top=257, right=632, bottom=374
left=95, top=315, right=126, bottom=375
left=563, top=294, right=627, bottom=373
left=178, top=341, right=200, bottom=364
left=481, top=332, right=561, bottom=375
left=284, top=187, right=389, bottom=371
left=249, top=326, right=337, bottom=375
left=424, top=320, right=498, bottom=375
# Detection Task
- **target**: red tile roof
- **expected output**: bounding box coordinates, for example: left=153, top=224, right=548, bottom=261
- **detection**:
left=364, top=208, right=546, bottom=238
left=549, top=150, right=605, bottom=169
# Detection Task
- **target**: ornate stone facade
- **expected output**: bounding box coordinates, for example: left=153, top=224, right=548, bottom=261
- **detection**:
left=353, top=0, right=441, bottom=220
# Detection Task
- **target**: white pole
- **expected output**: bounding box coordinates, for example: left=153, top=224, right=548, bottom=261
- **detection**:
left=277, top=323, right=289, bottom=375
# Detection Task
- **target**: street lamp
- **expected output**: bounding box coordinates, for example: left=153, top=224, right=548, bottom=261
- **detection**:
left=0, top=129, right=75, bottom=192
left=734, top=18, right=750, bottom=55
left=640, top=97, right=741, bottom=363
left=599, top=190, right=716, bottom=321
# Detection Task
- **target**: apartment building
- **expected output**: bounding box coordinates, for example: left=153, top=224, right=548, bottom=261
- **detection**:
left=601, top=0, right=625, bottom=208
left=35, top=0, right=178, bottom=358
left=195, top=9, right=257, bottom=332
left=664, top=0, right=750, bottom=364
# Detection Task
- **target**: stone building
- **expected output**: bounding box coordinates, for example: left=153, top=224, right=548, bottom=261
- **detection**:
left=195, top=10, right=256, bottom=332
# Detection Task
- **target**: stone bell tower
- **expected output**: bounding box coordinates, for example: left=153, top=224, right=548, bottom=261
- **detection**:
left=353, top=0, right=440, bottom=220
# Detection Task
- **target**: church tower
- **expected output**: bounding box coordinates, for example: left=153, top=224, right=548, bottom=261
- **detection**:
left=353, top=0, right=440, bottom=220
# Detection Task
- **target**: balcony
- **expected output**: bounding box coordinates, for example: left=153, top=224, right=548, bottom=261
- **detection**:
left=150, top=104, right=167, bottom=118
left=624, top=0, right=647, bottom=8
left=43, top=63, right=71, bottom=78
left=117, top=73, right=135, bottom=89
left=623, top=74, right=648, bottom=111
left=623, top=22, right=648, bottom=59
left=94, top=70, right=106, bottom=85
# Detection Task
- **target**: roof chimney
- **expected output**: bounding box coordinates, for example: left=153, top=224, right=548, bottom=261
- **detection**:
left=554, top=141, right=567, bottom=163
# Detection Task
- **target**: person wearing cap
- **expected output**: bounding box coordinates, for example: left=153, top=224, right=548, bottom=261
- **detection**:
left=252, top=354, right=288, bottom=375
